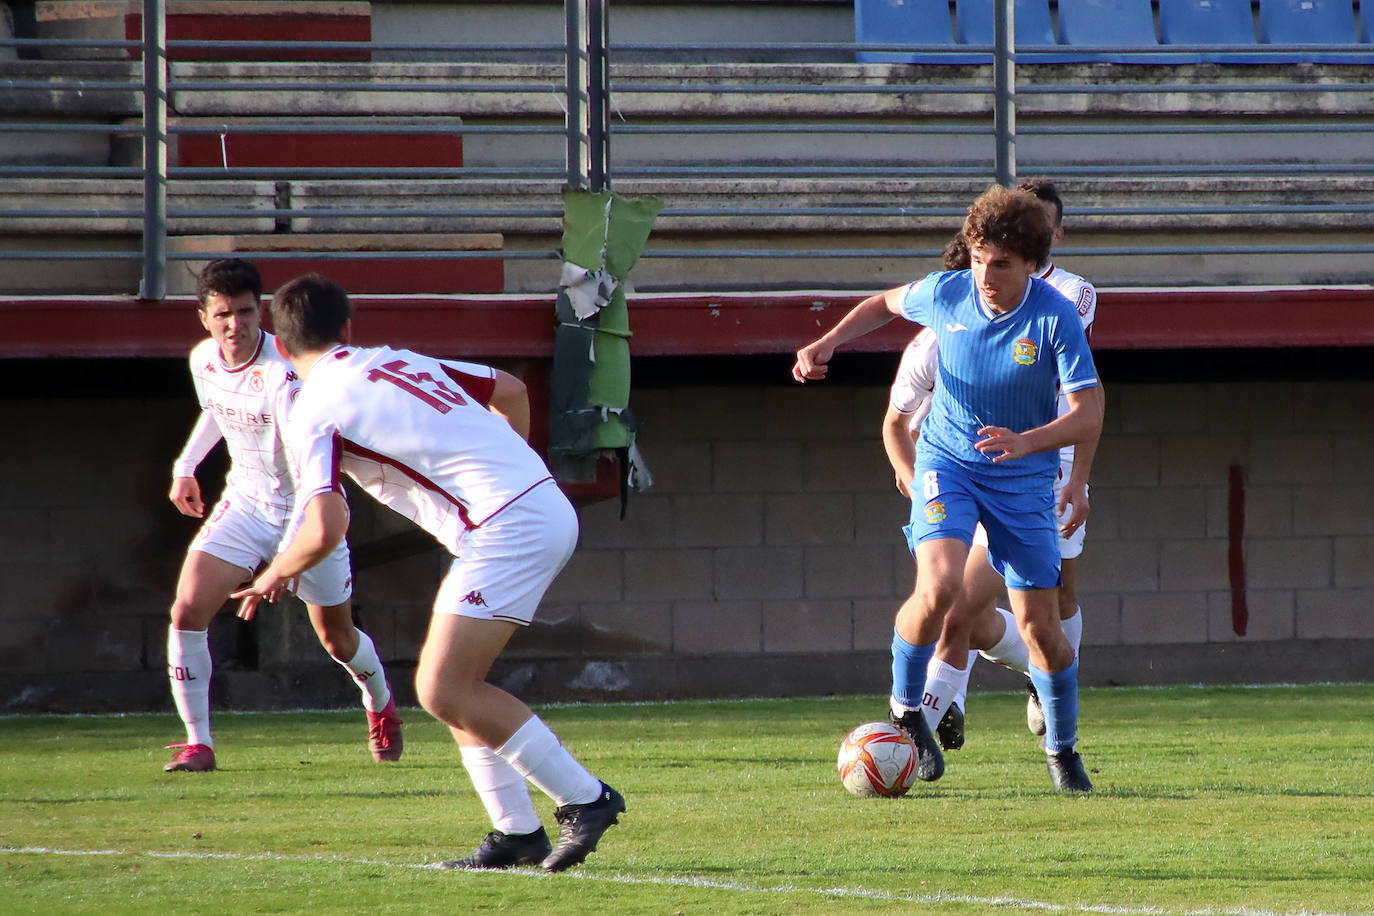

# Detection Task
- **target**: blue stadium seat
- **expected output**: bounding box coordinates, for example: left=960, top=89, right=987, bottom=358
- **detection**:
left=1258, top=0, right=1368, bottom=62
left=1055, top=0, right=1179, bottom=62
left=855, top=0, right=969, bottom=63
left=1260, top=0, right=1356, bottom=42
left=1364, top=4, right=1374, bottom=43
left=953, top=0, right=1080, bottom=62
left=1157, top=0, right=1274, bottom=61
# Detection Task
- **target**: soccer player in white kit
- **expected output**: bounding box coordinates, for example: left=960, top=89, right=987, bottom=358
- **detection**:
left=164, top=259, right=402, bottom=773
left=232, top=274, right=624, bottom=872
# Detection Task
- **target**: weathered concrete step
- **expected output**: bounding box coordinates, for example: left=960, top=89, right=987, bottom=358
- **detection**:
left=166, top=116, right=466, bottom=169
left=0, top=178, right=277, bottom=232
left=166, top=232, right=505, bottom=295
left=34, top=0, right=372, bottom=62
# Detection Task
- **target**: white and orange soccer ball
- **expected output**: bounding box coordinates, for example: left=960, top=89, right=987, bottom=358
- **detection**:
left=837, top=721, right=919, bottom=798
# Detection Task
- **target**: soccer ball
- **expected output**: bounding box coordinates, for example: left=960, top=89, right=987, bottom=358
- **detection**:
left=837, top=721, right=919, bottom=798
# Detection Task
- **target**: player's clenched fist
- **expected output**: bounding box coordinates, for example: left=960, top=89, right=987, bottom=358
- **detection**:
left=169, top=476, right=205, bottom=517
left=792, top=339, right=834, bottom=382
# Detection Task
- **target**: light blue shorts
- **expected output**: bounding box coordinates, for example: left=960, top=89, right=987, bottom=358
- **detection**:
left=902, top=459, right=1061, bottom=591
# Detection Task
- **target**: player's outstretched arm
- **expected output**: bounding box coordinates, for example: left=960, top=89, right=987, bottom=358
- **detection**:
left=792, top=287, right=907, bottom=383
left=881, top=403, right=918, bottom=497
left=232, top=491, right=349, bottom=620
left=487, top=369, right=531, bottom=441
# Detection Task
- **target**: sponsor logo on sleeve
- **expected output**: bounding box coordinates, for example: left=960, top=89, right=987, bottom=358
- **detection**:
left=1076, top=287, right=1094, bottom=318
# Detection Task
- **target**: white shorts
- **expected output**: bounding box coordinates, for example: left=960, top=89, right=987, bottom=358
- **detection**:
left=433, top=480, right=579, bottom=625
left=971, top=459, right=1086, bottom=561
left=190, top=493, right=353, bottom=606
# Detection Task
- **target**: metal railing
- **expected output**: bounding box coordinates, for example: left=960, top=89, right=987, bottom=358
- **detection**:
left=2, top=0, right=1373, bottom=296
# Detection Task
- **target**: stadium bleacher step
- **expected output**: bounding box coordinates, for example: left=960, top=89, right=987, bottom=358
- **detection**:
left=165, top=232, right=506, bottom=295
left=169, top=116, right=466, bottom=170
left=34, top=0, right=372, bottom=62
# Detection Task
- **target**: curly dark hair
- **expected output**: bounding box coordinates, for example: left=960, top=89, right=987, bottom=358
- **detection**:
left=195, top=258, right=262, bottom=309
left=270, top=274, right=353, bottom=355
left=1017, top=176, right=1063, bottom=227
left=962, top=185, right=1053, bottom=267
left=941, top=233, right=970, bottom=271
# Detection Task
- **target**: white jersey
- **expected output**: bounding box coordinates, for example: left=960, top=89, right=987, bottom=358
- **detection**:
left=1038, top=262, right=1097, bottom=464
left=173, top=331, right=298, bottom=521
left=285, top=345, right=555, bottom=556
left=888, top=327, right=939, bottom=433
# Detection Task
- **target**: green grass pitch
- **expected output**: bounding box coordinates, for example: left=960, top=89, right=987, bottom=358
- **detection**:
left=3, top=684, right=1372, bottom=915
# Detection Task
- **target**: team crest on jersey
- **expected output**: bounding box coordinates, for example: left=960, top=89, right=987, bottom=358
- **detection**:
left=925, top=500, right=947, bottom=524
left=1013, top=338, right=1038, bottom=366
left=248, top=368, right=266, bottom=392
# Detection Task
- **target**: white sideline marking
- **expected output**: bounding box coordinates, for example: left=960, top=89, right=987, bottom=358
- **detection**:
left=2, top=846, right=1364, bottom=916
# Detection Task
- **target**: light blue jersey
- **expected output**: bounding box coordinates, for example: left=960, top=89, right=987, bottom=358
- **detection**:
left=899, top=270, right=1098, bottom=483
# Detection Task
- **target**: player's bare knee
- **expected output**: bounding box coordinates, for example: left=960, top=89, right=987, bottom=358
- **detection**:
left=967, top=606, right=1005, bottom=652
left=415, top=676, right=479, bottom=729
left=313, top=622, right=359, bottom=661
left=917, top=578, right=961, bottom=616
left=169, top=597, right=218, bottom=630
left=1021, top=620, right=1073, bottom=670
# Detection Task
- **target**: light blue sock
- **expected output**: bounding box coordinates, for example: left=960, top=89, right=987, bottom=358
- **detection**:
left=891, top=629, right=935, bottom=709
left=1029, top=660, right=1079, bottom=753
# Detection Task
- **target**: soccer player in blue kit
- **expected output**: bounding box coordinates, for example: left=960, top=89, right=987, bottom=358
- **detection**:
left=793, top=186, right=1104, bottom=791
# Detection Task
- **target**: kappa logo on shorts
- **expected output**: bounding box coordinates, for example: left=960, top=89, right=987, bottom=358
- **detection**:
left=461, top=590, right=488, bottom=607
left=1013, top=338, right=1038, bottom=366
left=925, top=500, right=947, bottom=524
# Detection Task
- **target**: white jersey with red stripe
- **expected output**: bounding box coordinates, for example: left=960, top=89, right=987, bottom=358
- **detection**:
left=285, top=345, right=554, bottom=556
left=1038, top=262, right=1097, bottom=464
left=173, top=331, right=298, bottom=522
left=888, top=326, right=939, bottom=433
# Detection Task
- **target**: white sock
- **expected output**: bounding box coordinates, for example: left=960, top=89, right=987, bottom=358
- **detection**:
left=890, top=695, right=920, bottom=718
left=337, top=630, right=391, bottom=712
left=955, top=651, right=978, bottom=708
left=460, top=744, right=542, bottom=835
left=979, top=608, right=1031, bottom=674
left=496, top=716, right=601, bottom=807
left=167, top=627, right=213, bottom=748
left=1060, top=606, right=1083, bottom=658
left=920, top=658, right=971, bottom=732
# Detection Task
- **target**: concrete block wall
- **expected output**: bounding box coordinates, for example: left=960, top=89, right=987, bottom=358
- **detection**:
left=1, top=369, right=1371, bottom=713
left=519, top=373, right=1374, bottom=700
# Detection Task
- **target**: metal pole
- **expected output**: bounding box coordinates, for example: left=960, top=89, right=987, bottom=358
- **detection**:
left=993, top=0, right=1016, bottom=188
left=140, top=0, right=167, bottom=299
left=565, top=0, right=587, bottom=189
left=587, top=0, right=609, bottom=191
